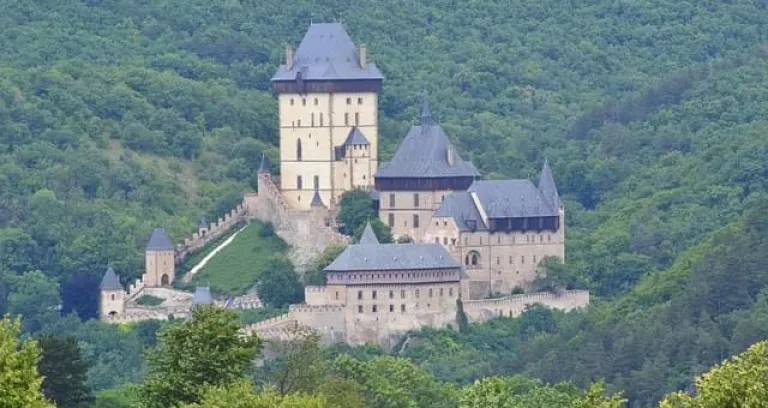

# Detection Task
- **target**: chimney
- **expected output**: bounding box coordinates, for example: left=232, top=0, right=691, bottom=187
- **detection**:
left=285, top=45, right=293, bottom=69
left=359, top=44, right=367, bottom=67
left=447, top=144, right=456, bottom=166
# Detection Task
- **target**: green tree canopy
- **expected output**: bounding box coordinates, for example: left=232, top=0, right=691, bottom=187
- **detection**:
left=0, top=316, right=53, bottom=408
left=337, top=190, right=376, bottom=236
left=37, top=333, right=93, bottom=407
left=139, top=306, right=261, bottom=408
left=256, top=256, right=304, bottom=308
left=6, top=270, right=60, bottom=334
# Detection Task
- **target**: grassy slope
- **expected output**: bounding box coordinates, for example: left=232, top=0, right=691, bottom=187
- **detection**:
left=189, top=221, right=288, bottom=295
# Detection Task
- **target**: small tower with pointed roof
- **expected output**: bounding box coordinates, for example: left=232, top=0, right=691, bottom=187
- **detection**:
left=99, top=266, right=125, bottom=318
left=272, top=23, right=384, bottom=210
left=143, top=228, right=176, bottom=287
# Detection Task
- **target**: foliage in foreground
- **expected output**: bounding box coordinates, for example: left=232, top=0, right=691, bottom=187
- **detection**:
left=37, top=334, right=93, bottom=408
left=0, top=316, right=52, bottom=408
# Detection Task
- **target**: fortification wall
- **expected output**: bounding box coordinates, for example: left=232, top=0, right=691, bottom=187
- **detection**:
left=102, top=305, right=191, bottom=324
left=462, top=290, right=589, bottom=323
left=126, top=278, right=145, bottom=301
left=175, top=202, right=248, bottom=264
left=245, top=174, right=349, bottom=270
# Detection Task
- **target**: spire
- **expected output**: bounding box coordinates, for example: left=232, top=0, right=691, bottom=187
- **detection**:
left=538, top=158, right=560, bottom=209
left=359, top=222, right=379, bottom=245
left=258, top=153, right=271, bottom=174
left=310, top=190, right=326, bottom=208
left=420, top=90, right=432, bottom=129
left=100, top=266, right=122, bottom=291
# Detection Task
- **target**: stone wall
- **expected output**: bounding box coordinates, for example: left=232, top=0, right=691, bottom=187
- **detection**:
left=175, top=202, right=249, bottom=264
left=462, top=290, right=589, bottom=323
left=102, top=305, right=191, bottom=324
left=245, top=173, right=349, bottom=270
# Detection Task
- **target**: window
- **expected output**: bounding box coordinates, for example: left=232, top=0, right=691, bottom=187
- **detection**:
left=480, top=237, right=483, bottom=245
left=509, top=256, right=513, bottom=264
left=372, top=290, right=377, bottom=300
left=496, top=257, right=500, bottom=265
left=302, top=98, right=306, bottom=106
left=344, top=113, right=349, bottom=125
left=358, top=291, right=363, bottom=300
left=415, top=289, right=420, bottom=298
left=548, top=234, right=552, bottom=242
left=428, top=288, right=433, bottom=297
left=296, top=139, right=302, bottom=161
left=389, top=304, right=394, bottom=312
left=297, top=119, right=301, bottom=127
left=111, top=294, right=115, bottom=301
left=389, top=290, right=394, bottom=299
left=540, top=235, right=544, bottom=242
left=401, top=304, right=406, bottom=312
left=372, top=305, right=377, bottom=312
left=388, top=213, right=394, bottom=228
left=464, top=237, right=468, bottom=245
left=290, top=98, right=295, bottom=105
left=313, top=175, right=319, bottom=190
left=401, top=289, right=405, bottom=298
left=449, top=288, right=453, bottom=297
left=439, top=288, right=444, bottom=296
left=311, top=113, right=315, bottom=126
left=314, top=98, right=318, bottom=105
left=435, top=237, right=440, bottom=244
left=414, top=193, right=420, bottom=207
left=533, top=255, right=537, bottom=263
left=521, top=256, right=525, bottom=264
left=319, top=113, right=323, bottom=126
left=443, top=237, right=448, bottom=245
left=389, top=193, right=396, bottom=207
left=346, top=97, right=352, bottom=105
left=498, top=235, right=501, bottom=244
left=465, top=251, right=481, bottom=268
left=354, top=112, right=359, bottom=125
left=335, top=291, right=339, bottom=300
left=358, top=97, right=363, bottom=105
left=358, top=305, right=363, bottom=313
left=296, top=176, right=303, bottom=190
left=413, top=214, right=420, bottom=228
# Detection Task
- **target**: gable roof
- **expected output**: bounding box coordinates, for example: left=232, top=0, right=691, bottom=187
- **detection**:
left=375, top=99, right=479, bottom=179
left=325, top=242, right=460, bottom=272
left=344, top=127, right=370, bottom=146
left=272, top=23, right=383, bottom=82
left=359, top=222, right=379, bottom=244
left=100, top=267, right=122, bottom=291
left=146, top=228, right=174, bottom=251
left=192, top=286, right=213, bottom=305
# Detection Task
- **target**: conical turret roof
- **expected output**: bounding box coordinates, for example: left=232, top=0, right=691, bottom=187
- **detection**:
left=538, top=158, right=560, bottom=210
left=146, top=228, right=174, bottom=251
left=359, top=222, right=379, bottom=245
left=100, top=267, right=122, bottom=291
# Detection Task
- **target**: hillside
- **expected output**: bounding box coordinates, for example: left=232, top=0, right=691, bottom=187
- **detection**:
left=0, top=0, right=767, bottom=404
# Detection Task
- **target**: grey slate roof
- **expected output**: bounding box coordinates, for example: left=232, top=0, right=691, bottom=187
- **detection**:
left=100, top=267, right=122, bottom=291
left=469, top=180, right=559, bottom=218
left=258, top=153, right=271, bottom=174
left=538, top=159, right=560, bottom=209
left=325, top=241, right=460, bottom=272
left=434, top=191, right=487, bottom=231
left=344, top=127, right=370, bottom=146
left=310, top=190, right=326, bottom=208
left=192, top=286, right=213, bottom=305
left=359, top=222, right=379, bottom=244
left=272, top=23, right=383, bottom=82
left=375, top=120, right=480, bottom=178
left=146, top=228, right=174, bottom=251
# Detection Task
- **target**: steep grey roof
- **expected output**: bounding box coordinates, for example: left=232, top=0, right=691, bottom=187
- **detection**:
left=310, top=190, right=326, bottom=208
left=325, top=242, right=460, bottom=272
left=469, top=180, right=559, bottom=218
left=100, top=267, right=122, bottom=291
left=344, top=127, right=370, bottom=146
left=359, top=222, right=379, bottom=244
left=434, top=191, right=487, bottom=231
left=375, top=124, right=480, bottom=178
left=192, top=286, right=213, bottom=305
left=258, top=153, right=271, bottom=174
left=146, top=228, right=174, bottom=251
left=272, top=23, right=383, bottom=81
left=538, top=159, right=560, bottom=208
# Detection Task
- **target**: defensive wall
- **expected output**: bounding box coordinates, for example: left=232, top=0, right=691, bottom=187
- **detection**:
left=175, top=202, right=249, bottom=264
left=462, top=290, right=590, bottom=323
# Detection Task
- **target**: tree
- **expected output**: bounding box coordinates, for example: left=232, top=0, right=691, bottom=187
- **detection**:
left=139, top=306, right=261, bottom=408
left=304, top=244, right=346, bottom=286
left=337, top=190, right=376, bottom=236
left=6, top=270, right=61, bottom=334
left=180, top=380, right=328, bottom=408
left=660, top=341, right=768, bottom=408
left=37, top=334, right=93, bottom=407
left=257, top=256, right=303, bottom=308
left=0, top=316, right=53, bottom=408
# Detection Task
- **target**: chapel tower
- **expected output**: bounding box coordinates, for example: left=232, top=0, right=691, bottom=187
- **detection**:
left=271, top=23, right=384, bottom=209
left=143, top=228, right=175, bottom=287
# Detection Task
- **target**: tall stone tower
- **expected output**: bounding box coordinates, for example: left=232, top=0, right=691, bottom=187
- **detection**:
left=143, top=228, right=175, bottom=287
left=99, top=266, right=125, bottom=318
left=271, top=23, right=384, bottom=210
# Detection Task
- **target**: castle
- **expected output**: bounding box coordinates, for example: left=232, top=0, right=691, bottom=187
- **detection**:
left=99, top=23, right=589, bottom=347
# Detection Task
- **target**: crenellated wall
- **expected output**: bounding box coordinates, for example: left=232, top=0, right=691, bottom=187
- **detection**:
left=462, top=290, right=589, bottom=323
left=175, top=202, right=249, bottom=264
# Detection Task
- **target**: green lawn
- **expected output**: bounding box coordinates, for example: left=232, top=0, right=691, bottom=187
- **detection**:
left=190, top=221, right=289, bottom=296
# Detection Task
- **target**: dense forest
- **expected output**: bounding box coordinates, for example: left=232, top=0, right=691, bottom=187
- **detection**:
left=1, top=0, right=768, bottom=406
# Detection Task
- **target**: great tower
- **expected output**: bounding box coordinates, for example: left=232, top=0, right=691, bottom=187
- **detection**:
left=271, top=23, right=383, bottom=210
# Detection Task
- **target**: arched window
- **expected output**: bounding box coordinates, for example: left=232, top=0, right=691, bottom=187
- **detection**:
left=464, top=251, right=481, bottom=269
left=296, top=176, right=303, bottom=190
left=296, top=139, right=302, bottom=161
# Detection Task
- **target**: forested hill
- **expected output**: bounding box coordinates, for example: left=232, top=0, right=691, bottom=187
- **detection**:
left=1, top=0, right=768, bottom=404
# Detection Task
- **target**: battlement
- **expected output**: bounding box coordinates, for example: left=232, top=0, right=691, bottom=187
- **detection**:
left=305, top=286, right=327, bottom=293
left=126, top=278, right=145, bottom=301
left=250, top=314, right=294, bottom=330
left=102, top=305, right=192, bottom=324
left=462, top=290, right=589, bottom=323
left=175, top=201, right=248, bottom=264
left=289, top=304, right=345, bottom=314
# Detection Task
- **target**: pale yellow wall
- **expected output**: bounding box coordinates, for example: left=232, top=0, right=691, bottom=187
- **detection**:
left=278, top=92, right=378, bottom=210
left=100, top=289, right=125, bottom=317
left=378, top=189, right=454, bottom=241
left=144, top=250, right=175, bottom=287
left=305, top=285, right=347, bottom=306
left=424, top=209, right=566, bottom=298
